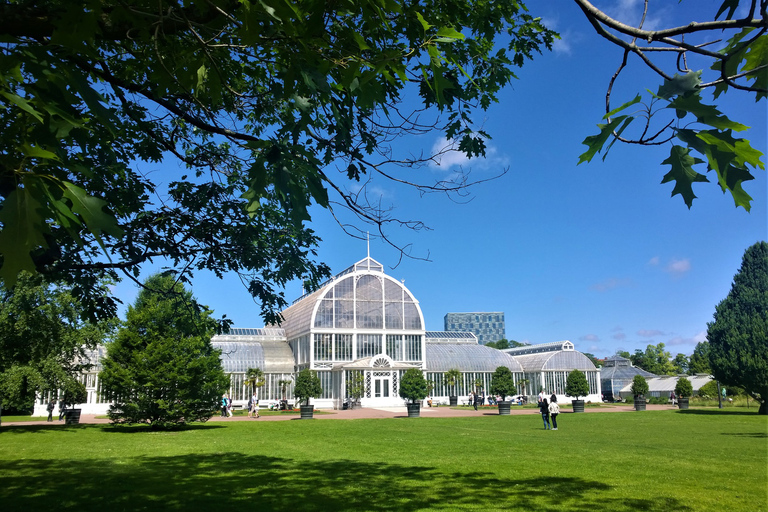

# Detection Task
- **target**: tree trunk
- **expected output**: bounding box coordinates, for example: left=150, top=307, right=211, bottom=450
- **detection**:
left=759, top=400, right=766, bottom=415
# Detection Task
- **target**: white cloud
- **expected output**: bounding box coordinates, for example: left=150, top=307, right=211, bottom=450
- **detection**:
left=647, top=256, right=660, bottom=266
left=429, top=136, right=509, bottom=171
left=580, top=334, right=600, bottom=342
left=666, top=258, right=691, bottom=275
left=612, top=332, right=627, bottom=341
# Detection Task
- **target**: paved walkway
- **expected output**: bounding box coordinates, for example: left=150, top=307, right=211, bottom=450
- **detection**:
left=0, top=403, right=678, bottom=427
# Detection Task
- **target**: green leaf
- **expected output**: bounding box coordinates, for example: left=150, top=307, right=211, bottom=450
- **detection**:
left=0, top=188, right=49, bottom=285
left=0, top=91, right=44, bottom=122
left=62, top=182, right=124, bottom=239
left=604, top=94, right=642, bottom=119
left=656, top=71, right=702, bottom=100
left=415, top=12, right=432, bottom=32
left=668, top=93, right=748, bottom=131
left=434, top=27, right=464, bottom=43
left=578, top=116, right=630, bottom=164
left=715, top=0, right=740, bottom=19
left=660, top=145, right=708, bottom=208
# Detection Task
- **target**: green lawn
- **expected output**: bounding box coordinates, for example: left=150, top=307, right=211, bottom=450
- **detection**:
left=0, top=409, right=765, bottom=511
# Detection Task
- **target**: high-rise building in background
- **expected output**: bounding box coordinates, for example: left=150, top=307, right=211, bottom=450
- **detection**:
left=444, top=312, right=506, bottom=345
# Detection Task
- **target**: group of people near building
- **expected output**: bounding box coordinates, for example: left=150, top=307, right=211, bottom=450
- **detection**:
left=220, top=393, right=262, bottom=418
left=537, top=390, right=560, bottom=430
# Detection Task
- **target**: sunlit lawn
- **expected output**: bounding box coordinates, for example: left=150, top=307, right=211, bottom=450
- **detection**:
left=0, top=409, right=765, bottom=511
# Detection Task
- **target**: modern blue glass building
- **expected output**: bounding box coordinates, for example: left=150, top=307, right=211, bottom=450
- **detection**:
left=444, top=312, right=506, bottom=345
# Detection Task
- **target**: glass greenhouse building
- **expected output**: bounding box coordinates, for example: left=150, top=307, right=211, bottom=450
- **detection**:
left=33, top=256, right=602, bottom=414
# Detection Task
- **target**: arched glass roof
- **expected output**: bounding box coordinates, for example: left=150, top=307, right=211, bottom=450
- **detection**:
left=513, top=350, right=596, bottom=372
left=426, top=331, right=478, bottom=343
left=278, top=257, right=424, bottom=339
left=212, top=337, right=294, bottom=373
left=426, top=344, right=524, bottom=373
left=503, top=341, right=574, bottom=356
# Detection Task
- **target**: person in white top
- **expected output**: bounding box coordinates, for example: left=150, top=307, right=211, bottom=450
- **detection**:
left=548, top=394, right=560, bottom=430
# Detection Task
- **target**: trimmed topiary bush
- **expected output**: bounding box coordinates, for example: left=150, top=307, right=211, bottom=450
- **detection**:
left=399, top=368, right=428, bottom=404
left=565, top=369, right=590, bottom=400
left=675, top=377, right=693, bottom=398
left=631, top=375, right=649, bottom=396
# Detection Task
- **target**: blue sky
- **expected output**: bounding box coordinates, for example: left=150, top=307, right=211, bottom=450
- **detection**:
left=112, top=0, right=767, bottom=359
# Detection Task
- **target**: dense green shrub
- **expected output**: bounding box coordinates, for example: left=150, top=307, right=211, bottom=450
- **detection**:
left=565, top=369, right=590, bottom=400
left=399, top=368, right=428, bottom=404
left=675, top=377, right=693, bottom=398
left=294, top=369, right=323, bottom=406
left=490, top=366, right=516, bottom=399
left=631, top=375, right=649, bottom=396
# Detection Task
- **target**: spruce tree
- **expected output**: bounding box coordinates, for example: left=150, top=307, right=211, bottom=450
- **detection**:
left=707, top=242, right=768, bottom=415
left=100, top=274, right=229, bottom=428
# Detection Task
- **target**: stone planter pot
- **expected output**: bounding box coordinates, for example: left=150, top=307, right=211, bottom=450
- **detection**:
left=634, top=396, right=646, bottom=411
left=64, top=409, right=81, bottom=424
left=406, top=402, right=421, bottom=418
left=449, top=396, right=458, bottom=407
left=299, top=404, right=314, bottom=419
left=677, top=397, right=689, bottom=410
left=497, top=401, right=511, bottom=415
left=571, top=399, right=585, bottom=413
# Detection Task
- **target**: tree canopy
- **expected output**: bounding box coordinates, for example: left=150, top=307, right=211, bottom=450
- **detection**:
left=399, top=368, right=428, bottom=404
left=99, top=273, right=229, bottom=428
left=0, top=0, right=763, bottom=327
left=707, top=241, right=768, bottom=415
left=0, top=272, right=108, bottom=412
left=0, top=0, right=555, bottom=323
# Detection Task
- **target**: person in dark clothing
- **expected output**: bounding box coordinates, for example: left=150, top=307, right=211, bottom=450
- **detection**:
left=473, top=392, right=480, bottom=411
left=46, top=400, right=55, bottom=422
left=539, top=398, right=551, bottom=430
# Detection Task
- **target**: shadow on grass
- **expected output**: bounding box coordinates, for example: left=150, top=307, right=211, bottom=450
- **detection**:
left=0, top=452, right=692, bottom=512
left=0, top=423, right=226, bottom=435
left=677, top=409, right=763, bottom=416
left=720, top=432, right=768, bottom=438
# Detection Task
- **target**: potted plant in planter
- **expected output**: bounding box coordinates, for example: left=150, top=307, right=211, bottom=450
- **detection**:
left=294, top=369, right=322, bottom=419
left=490, top=366, right=515, bottom=415
left=61, top=379, right=87, bottom=424
left=565, top=369, right=590, bottom=413
left=444, top=368, right=462, bottom=406
left=399, top=368, right=428, bottom=418
left=674, top=376, right=693, bottom=410
left=631, top=375, right=649, bottom=411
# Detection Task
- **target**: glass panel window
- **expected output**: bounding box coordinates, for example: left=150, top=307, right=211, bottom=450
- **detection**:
left=357, top=334, right=382, bottom=359
left=314, top=334, right=332, bottom=361
left=385, top=302, right=403, bottom=329
left=356, top=299, right=383, bottom=329
left=404, top=335, right=422, bottom=361
left=314, top=299, right=334, bottom=328
left=334, top=277, right=354, bottom=299
left=335, top=334, right=353, bottom=361
left=403, top=303, right=422, bottom=329
left=386, top=335, right=403, bottom=361
left=336, top=300, right=354, bottom=328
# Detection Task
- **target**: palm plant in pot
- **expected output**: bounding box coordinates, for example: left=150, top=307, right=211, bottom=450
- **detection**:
left=489, top=366, right=515, bottom=415
left=294, top=369, right=322, bottom=419
left=399, top=368, right=428, bottom=418
left=674, top=376, right=693, bottom=410
left=565, top=369, right=590, bottom=413
left=444, top=368, right=462, bottom=406
left=631, top=375, right=649, bottom=411
left=346, top=371, right=364, bottom=409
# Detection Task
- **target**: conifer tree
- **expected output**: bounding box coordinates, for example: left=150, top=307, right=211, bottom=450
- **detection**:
left=100, top=274, right=229, bottom=428
left=707, top=242, right=768, bottom=415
